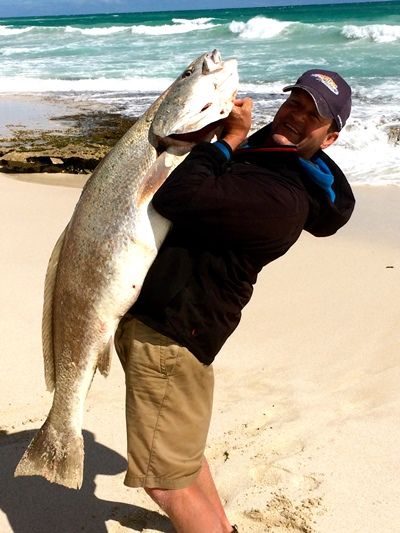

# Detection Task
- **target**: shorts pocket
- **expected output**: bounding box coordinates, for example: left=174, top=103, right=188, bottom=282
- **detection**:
left=159, top=343, right=181, bottom=377
left=134, top=320, right=181, bottom=378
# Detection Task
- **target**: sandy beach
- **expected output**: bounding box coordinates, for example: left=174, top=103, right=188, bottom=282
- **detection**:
left=1, top=1, right=400, bottom=529
left=0, top=167, right=399, bottom=532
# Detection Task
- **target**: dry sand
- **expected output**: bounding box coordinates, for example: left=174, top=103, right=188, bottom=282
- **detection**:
left=0, top=172, right=399, bottom=533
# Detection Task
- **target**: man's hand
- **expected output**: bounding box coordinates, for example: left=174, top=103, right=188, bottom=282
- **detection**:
left=220, top=97, right=253, bottom=151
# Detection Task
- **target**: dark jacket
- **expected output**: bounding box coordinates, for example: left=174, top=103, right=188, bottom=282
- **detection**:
left=130, top=129, right=355, bottom=364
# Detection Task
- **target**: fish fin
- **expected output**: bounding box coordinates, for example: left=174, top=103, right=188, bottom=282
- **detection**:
left=97, top=335, right=115, bottom=377
left=138, top=151, right=179, bottom=205
left=15, top=418, right=84, bottom=489
left=42, top=225, right=68, bottom=392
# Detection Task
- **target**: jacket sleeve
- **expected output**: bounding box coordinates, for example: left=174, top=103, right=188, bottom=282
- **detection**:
left=152, top=141, right=229, bottom=221
left=151, top=142, right=308, bottom=249
left=152, top=141, right=261, bottom=244
left=303, top=150, right=356, bottom=237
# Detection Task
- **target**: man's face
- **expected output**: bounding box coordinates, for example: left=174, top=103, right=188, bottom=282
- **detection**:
left=271, top=88, right=339, bottom=159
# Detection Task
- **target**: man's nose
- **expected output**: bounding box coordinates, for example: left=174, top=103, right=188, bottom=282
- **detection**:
left=291, top=108, right=308, bottom=126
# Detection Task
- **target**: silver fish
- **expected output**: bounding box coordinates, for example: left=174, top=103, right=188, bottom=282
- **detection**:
left=15, top=49, right=238, bottom=489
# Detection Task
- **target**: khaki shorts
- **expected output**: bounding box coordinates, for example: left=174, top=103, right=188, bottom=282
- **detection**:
left=114, top=315, right=214, bottom=490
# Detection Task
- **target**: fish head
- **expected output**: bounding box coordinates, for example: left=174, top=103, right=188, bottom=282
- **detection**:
left=150, top=49, right=239, bottom=149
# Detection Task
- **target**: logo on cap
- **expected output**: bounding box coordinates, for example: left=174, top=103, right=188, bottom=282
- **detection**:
left=311, top=73, right=339, bottom=95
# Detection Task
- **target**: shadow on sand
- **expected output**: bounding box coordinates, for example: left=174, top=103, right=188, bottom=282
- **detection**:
left=0, top=429, right=174, bottom=533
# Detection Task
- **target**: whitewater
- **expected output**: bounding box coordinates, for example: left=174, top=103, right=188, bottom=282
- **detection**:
left=0, top=1, right=399, bottom=185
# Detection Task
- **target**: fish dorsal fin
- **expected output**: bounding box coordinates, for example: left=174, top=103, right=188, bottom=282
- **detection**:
left=42, top=225, right=68, bottom=392
left=97, top=335, right=115, bottom=377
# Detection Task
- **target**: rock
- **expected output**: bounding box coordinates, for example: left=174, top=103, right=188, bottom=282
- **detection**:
left=0, top=149, right=103, bottom=174
left=387, top=125, right=400, bottom=145
left=50, top=157, right=64, bottom=165
left=0, top=109, right=137, bottom=174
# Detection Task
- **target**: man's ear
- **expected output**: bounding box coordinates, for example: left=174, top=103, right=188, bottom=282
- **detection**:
left=321, top=132, right=339, bottom=150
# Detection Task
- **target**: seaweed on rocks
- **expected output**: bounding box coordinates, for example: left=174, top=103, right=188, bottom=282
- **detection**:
left=0, top=111, right=137, bottom=174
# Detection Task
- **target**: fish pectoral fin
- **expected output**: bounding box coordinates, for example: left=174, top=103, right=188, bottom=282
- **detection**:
left=42, top=224, right=69, bottom=392
left=138, top=150, right=182, bottom=205
left=97, top=335, right=115, bottom=377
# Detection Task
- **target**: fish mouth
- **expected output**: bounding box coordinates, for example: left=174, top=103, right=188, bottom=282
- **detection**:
left=156, top=119, right=224, bottom=150
left=150, top=49, right=238, bottom=152
left=168, top=119, right=223, bottom=142
left=202, top=49, right=224, bottom=75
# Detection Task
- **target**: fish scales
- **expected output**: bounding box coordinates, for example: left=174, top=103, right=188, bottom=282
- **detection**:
left=15, top=49, right=238, bottom=488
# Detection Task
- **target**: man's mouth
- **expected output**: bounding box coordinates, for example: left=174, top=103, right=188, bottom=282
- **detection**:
left=275, top=122, right=302, bottom=145
left=283, top=122, right=300, bottom=136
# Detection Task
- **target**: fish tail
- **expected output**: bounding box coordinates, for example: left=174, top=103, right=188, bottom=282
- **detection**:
left=14, top=418, right=84, bottom=489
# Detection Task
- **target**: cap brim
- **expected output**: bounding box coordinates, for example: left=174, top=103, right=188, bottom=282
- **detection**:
left=283, top=84, right=333, bottom=121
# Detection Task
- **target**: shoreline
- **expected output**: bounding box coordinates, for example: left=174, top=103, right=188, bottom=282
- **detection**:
left=0, top=93, right=136, bottom=174
left=0, top=92, right=399, bottom=179
left=0, top=93, right=128, bottom=137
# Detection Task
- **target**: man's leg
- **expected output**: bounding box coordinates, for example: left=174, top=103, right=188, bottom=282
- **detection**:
left=146, top=458, right=232, bottom=532
left=194, top=457, right=232, bottom=529
left=115, top=317, right=233, bottom=531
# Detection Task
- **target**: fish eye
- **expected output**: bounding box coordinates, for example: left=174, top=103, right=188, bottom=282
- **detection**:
left=182, top=69, right=193, bottom=79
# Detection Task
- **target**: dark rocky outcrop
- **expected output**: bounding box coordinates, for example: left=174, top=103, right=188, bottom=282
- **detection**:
left=0, top=111, right=136, bottom=174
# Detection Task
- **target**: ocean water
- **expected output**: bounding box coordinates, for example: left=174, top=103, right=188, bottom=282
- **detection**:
left=0, top=1, right=399, bottom=185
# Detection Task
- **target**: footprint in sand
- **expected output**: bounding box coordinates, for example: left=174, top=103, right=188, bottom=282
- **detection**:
left=249, top=462, right=320, bottom=491
left=243, top=493, right=324, bottom=533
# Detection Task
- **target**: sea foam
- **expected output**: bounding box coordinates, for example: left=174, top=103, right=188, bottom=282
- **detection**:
left=229, top=17, right=293, bottom=40
left=0, top=76, right=171, bottom=94
left=342, top=24, right=400, bottom=43
left=0, top=26, right=33, bottom=36
left=329, top=115, right=400, bottom=185
left=0, top=4, right=399, bottom=186
left=130, top=17, right=217, bottom=36
left=65, top=25, right=129, bottom=36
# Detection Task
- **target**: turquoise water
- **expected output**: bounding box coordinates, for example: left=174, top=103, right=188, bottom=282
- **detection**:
left=0, top=1, right=399, bottom=184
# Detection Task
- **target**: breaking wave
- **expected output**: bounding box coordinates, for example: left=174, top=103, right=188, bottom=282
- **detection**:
left=342, top=24, right=400, bottom=43
left=229, top=16, right=293, bottom=40
left=0, top=4, right=399, bottom=186
left=37, top=18, right=219, bottom=38
left=65, top=25, right=129, bottom=36
left=329, top=117, right=400, bottom=185
left=2, top=47, right=36, bottom=56
left=0, top=25, right=33, bottom=36
left=130, top=17, right=217, bottom=36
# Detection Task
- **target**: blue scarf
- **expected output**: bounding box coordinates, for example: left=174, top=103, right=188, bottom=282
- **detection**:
left=299, top=157, right=336, bottom=203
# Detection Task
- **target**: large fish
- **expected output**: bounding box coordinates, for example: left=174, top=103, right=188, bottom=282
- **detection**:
left=15, top=50, right=238, bottom=489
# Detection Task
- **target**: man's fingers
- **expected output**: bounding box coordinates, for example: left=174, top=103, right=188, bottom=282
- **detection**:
left=233, top=97, right=253, bottom=108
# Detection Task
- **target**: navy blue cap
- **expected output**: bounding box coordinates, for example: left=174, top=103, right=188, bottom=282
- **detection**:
left=283, top=69, right=352, bottom=131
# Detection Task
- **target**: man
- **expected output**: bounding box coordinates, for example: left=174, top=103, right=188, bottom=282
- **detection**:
left=115, top=70, right=355, bottom=533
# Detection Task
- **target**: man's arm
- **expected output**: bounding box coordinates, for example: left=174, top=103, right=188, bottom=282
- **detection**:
left=218, top=97, right=253, bottom=151
left=151, top=97, right=254, bottom=223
